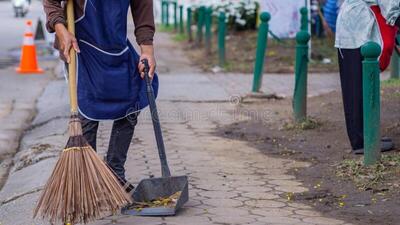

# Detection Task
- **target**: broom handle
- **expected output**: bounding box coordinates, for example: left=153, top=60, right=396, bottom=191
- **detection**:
left=317, top=6, right=334, bottom=38
left=65, top=4, right=76, bottom=221
left=142, top=59, right=171, bottom=177
left=66, top=0, right=78, bottom=114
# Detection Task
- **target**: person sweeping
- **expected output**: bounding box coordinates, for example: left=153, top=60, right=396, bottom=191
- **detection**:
left=335, top=0, right=400, bottom=154
left=44, top=0, right=157, bottom=186
left=35, top=0, right=158, bottom=223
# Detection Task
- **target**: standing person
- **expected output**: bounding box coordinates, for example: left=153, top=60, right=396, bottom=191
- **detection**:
left=43, top=0, right=158, bottom=188
left=335, top=0, right=400, bottom=154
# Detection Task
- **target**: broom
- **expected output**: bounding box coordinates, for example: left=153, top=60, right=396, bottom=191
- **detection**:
left=34, top=0, right=132, bottom=224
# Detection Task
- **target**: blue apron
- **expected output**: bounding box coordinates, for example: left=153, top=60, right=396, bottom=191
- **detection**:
left=75, top=0, right=158, bottom=121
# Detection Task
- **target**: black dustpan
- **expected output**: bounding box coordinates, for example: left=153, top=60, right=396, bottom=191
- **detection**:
left=122, top=59, right=189, bottom=216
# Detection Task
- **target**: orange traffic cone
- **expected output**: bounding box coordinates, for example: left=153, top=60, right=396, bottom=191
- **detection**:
left=16, top=20, right=43, bottom=74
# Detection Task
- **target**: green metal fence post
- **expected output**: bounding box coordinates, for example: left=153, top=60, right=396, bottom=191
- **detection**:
left=251, top=12, right=271, bottom=93
left=166, top=1, right=170, bottom=27
left=218, top=11, right=226, bottom=67
left=196, top=6, right=205, bottom=46
left=361, top=42, right=382, bottom=166
left=179, top=5, right=184, bottom=34
left=293, top=31, right=311, bottom=122
left=390, top=51, right=400, bottom=79
left=205, top=7, right=213, bottom=54
left=161, top=0, right=165, bottom=25
left=300, top=7, right=308, bottom=31
left=173, top=1, right=178, bottom=31
left=187, top=7, right=193, bottom=42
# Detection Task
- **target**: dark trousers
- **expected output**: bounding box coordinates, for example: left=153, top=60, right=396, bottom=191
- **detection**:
left=338, top=48, right=364, bottom=150
left=79, top=113, right=139, bottom=181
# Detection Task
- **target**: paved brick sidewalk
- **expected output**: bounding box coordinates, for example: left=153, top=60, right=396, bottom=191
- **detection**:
left=88, top=32, right=351, bottom=225
left=90, top=101, right=350, bottom=225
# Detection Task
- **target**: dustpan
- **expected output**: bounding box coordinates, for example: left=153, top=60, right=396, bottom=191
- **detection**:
left=122, top=59, right=189, bottom=216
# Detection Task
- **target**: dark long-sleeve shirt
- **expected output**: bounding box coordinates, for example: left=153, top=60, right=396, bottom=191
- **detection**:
left=43, top=0, right=155, bottom=45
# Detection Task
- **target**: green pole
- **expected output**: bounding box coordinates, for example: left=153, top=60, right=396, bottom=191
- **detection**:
left=164, top=1, right=168, bottom=25
left=173, top=1, right=178, bottom=31
left=187, top=7, right=193, bottom=42
left=300, top=7, right=308, bottom=31
left=161, top=1, right=165, bottom=25
left=390, top=51, right=400, bottom=79
left=196, top=6, right=205, bottom=46
left=218, top=11, right=226, bottom=67
left=293, top=31, right=311, bottom=122
left=205, top=7, right=213, bottom=54
left=251, top=12, right=271, bottom=93
left=166, top=1, right=170, bottom=27
left=179, top=5, right=184, bottom=34
left=361, top=42, right=382, bottom=166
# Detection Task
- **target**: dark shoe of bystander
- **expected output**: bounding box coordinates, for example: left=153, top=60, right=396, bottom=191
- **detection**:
left=353, top=139, right=395, bottom=155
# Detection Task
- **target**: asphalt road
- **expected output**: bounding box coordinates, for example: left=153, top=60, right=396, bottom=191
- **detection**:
left=0, top=0, right=45, bottom=55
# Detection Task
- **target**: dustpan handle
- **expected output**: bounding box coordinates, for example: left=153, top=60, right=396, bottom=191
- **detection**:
left=142, top=59, right=171, bottom=177
left=66, top=0, right=78, bottom=114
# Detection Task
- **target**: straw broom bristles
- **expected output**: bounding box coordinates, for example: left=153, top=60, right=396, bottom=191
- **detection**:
left=34, top=115, right=132, bottom=224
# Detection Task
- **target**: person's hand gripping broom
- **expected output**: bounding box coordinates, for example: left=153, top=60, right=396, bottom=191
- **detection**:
left=33, top=0, right=132, bottom=224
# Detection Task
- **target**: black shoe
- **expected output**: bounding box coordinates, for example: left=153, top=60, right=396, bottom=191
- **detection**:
left=381, top=140, right=395, bottom=152
left=352, top=140, right=395, bottom=155
left=353, top=148, right=364, bottom=155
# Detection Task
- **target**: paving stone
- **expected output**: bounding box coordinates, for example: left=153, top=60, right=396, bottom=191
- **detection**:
left=269, top=179, right=303, bottom=187
left=163, top=215, right=211, bottom=224
left=217, top=168, right=254, bottom=176
left=183, top=199, right=203, bottom=208
left=210, top=215, right=256, bottom=224
left=274, top=185, right=309, bottom=193
left=227, top=180, right=266, bottom=188
left=271, top=223, right=312, bottom=225
left=202, top=198, right=243, bottom=207
left=179, top=206, right=210, bottom=216
left=259, top=168, right=292, bottom=175
left=198, top=190, right=239, bottom=199
left=223, top=174, right=260, bottom=181
left=246, top=222, right=273, bottom=225
left=241, top=192, right=280, bottom=200
left=192, top=203, right=212, bottom=210
left=195, top=183, right=234, bottom=191
left=250, top=208, right=294, bottom=218
left=244, top=199, right=287, bottom=208
left=256, top=215, right=304, bottom=224
left=289, top=214, right=307, bottom=219
left=91, top=216, right=164, bottom=225
left=265, top=174, right=297, bottom=180
left=295, top=209, right=322, bottom=217
left=302, top=217, right=346, bottom=225
left=235, top=185, right=273, bottom=193
left=251, top=161, right=287, bottom=169
left=208, top=207, right=250, bottom=217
